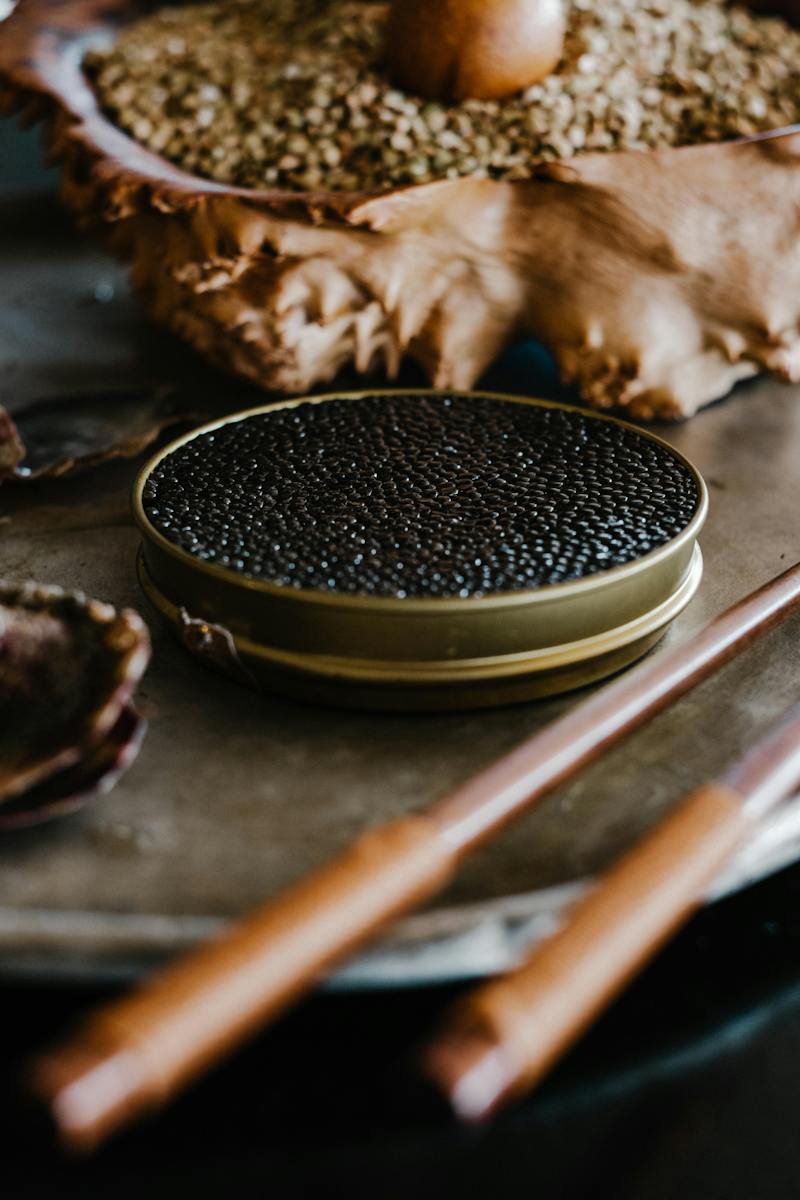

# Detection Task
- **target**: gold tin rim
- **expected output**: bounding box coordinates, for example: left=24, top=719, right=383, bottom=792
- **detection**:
left=137, top=543, right=703, bottom=685
left=132, top=389, right=709, bottom=613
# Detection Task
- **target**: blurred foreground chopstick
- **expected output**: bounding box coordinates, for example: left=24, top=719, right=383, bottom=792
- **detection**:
left=424, top=704, right=800, bottom=1121
left=33, top=562, right=800, bottom=1152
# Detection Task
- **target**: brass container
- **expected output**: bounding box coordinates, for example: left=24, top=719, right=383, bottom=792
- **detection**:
left=133, top=391, right=708, bottom=712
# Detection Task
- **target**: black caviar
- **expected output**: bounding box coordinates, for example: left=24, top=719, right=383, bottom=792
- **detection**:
left=142, top=395, right=699, bottom=598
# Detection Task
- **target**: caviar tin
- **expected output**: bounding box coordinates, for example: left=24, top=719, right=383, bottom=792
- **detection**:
left=132, top=390, right=708, bottom=712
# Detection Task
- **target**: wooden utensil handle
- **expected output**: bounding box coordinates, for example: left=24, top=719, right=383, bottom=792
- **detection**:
left=34, top=814, right=456, bottom=1152
left=427, top=784, right=750, bottom=1118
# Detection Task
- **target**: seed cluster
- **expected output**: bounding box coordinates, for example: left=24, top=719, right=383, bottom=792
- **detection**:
left=85, top=0, right=800, bottom=193
left=142, top=395, right=699, bottom=598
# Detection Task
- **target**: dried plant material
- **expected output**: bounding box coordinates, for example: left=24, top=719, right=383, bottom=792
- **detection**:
left=85, top=0, right=800, bottom=192
left=0, top=707, right=145, bottom=830
left=3, top=0, right=800, bottom=417
left=0, top=406, right=24, bottom=482
left=0, top=582, right=150, bottom=811
left=83, top=134, right=800, bottom=419
left=11, top=388, right=205, bottom=480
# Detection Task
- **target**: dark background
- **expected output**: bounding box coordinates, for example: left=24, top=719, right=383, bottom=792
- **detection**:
left=3, top=114, right=800, bottom=1198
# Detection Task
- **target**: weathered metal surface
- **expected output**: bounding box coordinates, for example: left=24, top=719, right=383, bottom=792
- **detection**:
left=1, top=193, right=799, bottom=984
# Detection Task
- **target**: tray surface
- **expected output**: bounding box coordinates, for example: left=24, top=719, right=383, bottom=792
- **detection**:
left=2, top=193, right=800, bottom=986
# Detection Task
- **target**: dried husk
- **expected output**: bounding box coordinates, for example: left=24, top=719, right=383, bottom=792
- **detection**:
left=2, top=0, right=800, bottom=417
left=0, top=582, right=150, bottom=820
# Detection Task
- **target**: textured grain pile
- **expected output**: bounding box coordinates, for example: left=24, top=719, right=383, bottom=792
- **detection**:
left=85, top=0, right=800, bottom=192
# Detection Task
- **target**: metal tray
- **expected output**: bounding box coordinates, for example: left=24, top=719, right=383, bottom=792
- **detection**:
left=1, top=193, right=800, bottom=987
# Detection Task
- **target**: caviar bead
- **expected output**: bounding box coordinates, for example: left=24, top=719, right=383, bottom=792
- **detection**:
left=144, top=395, right=698, bottom=599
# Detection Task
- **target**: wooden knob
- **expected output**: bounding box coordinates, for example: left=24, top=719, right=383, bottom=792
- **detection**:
left=386, top=0, right=566, bottom=102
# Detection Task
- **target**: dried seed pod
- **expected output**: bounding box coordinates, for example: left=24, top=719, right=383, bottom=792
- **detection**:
left=386, top=0, right=566, bottom=101
left=0, top=583, right=150, bottom=820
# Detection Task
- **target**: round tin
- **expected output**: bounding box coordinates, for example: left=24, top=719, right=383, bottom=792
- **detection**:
left=133, top=391, right=708, bottom=712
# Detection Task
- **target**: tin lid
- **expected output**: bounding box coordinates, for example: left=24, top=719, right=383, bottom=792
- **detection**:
left=133, top=391, right=708, bottom=711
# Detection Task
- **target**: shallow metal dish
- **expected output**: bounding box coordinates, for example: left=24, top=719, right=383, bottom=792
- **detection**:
left=133, top=390, right=707, bottom=711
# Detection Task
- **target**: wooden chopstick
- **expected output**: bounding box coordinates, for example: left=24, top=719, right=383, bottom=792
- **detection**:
left=32, top=562, right=800, bottom=1152
left=423, top=705, right=800, bottom=1121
